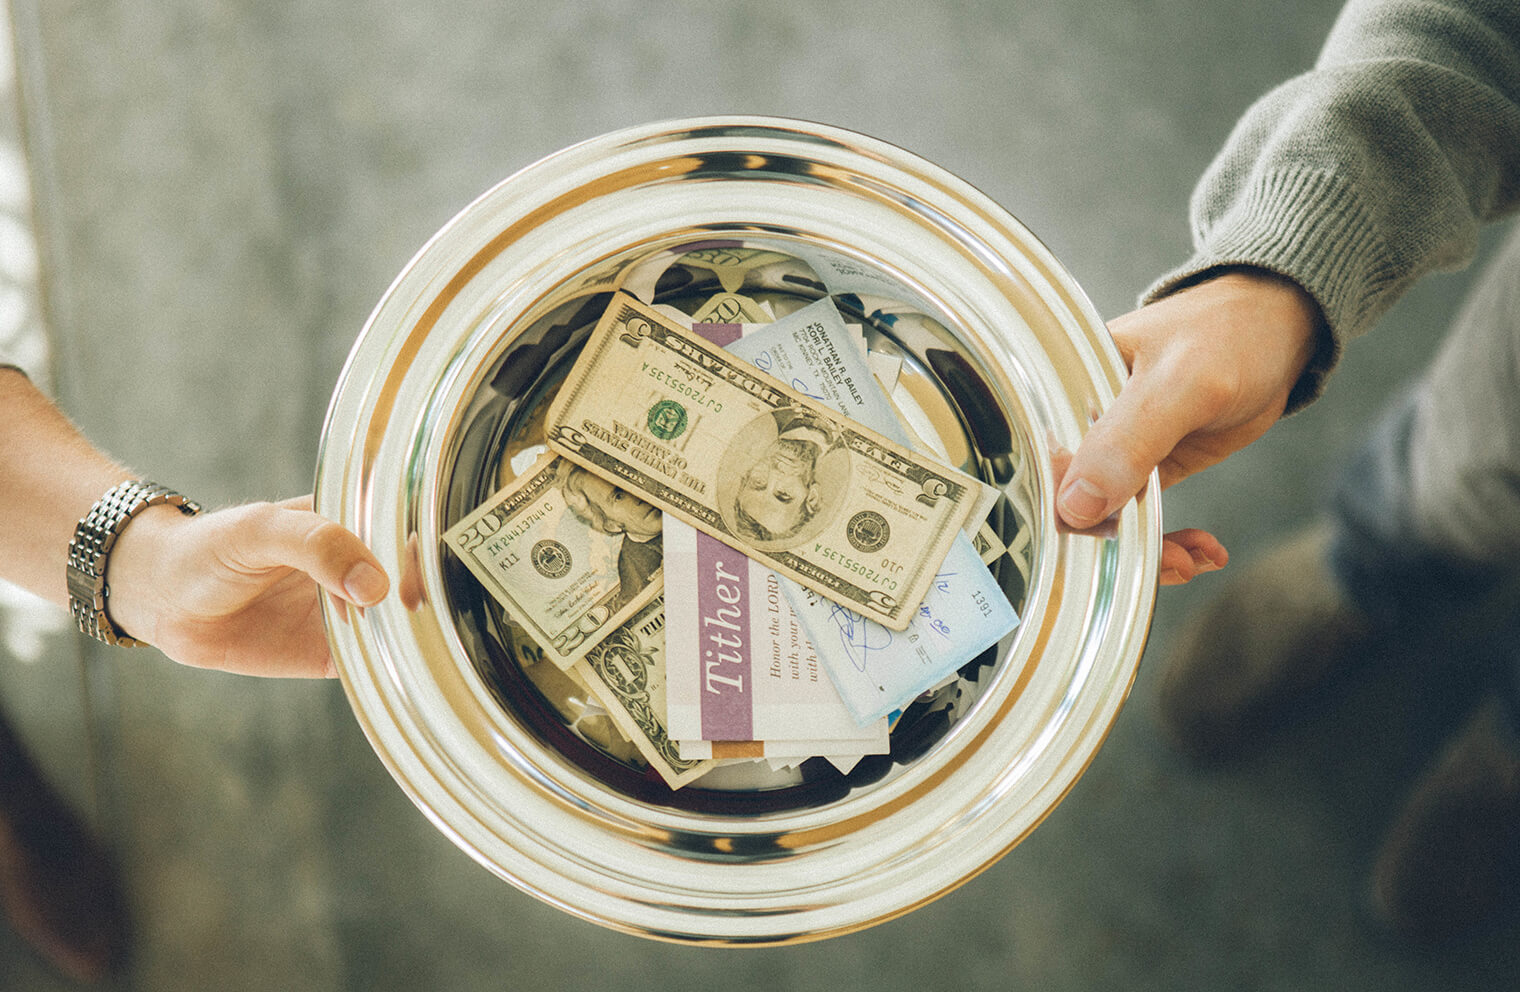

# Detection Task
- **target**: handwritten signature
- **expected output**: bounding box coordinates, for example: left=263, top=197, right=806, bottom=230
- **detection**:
left=828, top=571, right=959, bottom=671
left=828, top=603, right=893, bottom=672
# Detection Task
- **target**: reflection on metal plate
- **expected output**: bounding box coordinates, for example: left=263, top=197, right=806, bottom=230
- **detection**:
left=316, top=116, right=1159, bottom=945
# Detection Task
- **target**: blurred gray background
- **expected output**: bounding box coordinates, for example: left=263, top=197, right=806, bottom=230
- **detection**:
left=2, top=0, right=1516, bottom=988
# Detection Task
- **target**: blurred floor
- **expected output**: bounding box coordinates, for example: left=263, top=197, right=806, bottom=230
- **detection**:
left=2, top=0, right=1517, bottom=988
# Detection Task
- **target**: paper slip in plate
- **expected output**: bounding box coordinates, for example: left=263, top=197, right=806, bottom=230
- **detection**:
left=678, top=736, right=889, bottom=760
left=663, top=521, right=891, bottom=745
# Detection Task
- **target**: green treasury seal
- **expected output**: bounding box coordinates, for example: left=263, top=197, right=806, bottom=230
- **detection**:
left=646, top=399, right=688, bottom=440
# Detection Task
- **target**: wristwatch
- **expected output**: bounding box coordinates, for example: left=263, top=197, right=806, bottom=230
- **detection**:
left=65, top=480, right=201, bottom=646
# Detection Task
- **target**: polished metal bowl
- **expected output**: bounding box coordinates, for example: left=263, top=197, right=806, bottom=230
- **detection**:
left=316, top=116, right=1159, bottom=944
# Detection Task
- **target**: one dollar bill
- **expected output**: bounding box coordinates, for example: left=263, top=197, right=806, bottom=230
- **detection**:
left=572, top=594, right=714, bottom=790
left=545, top=293, right=979, bottom=631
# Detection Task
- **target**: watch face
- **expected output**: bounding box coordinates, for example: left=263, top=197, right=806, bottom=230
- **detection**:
left=317, top=117, right=1160, bottom=944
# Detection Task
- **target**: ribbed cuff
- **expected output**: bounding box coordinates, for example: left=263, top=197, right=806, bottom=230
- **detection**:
left=1143, top=164, right=1401, bottom=413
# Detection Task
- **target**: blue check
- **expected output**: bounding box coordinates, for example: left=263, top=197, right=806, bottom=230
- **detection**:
left=718, top=300, right=1019, bottom=724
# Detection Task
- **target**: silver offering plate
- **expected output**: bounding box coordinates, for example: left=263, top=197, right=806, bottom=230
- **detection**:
left=316, top=117, right=1160, bottom=944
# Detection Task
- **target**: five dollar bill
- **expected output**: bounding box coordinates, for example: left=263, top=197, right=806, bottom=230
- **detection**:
left=545, top=293, right=979, bottom=631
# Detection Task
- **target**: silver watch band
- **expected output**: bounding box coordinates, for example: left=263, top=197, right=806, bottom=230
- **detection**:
left=65, top=480, right=202, bottom=647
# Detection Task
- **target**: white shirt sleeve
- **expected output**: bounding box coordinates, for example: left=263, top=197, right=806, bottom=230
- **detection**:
left=0, top=328, right=42, bottom=379
left=0, top=36, right=48, bottom=384
left=0, top=215, right=49, bottom=383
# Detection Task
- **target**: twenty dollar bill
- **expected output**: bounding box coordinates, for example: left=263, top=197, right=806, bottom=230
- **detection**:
left=442, top=451, right=664, bottom=669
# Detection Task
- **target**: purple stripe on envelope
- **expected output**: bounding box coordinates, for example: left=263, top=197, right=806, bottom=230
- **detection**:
left=697, top=531, right=753, bottom=741
left=693, top=322, right=742, bottom=348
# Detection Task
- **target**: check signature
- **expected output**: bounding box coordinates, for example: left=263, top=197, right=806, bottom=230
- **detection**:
left=829, top=572, right=960, bottom=672
left=828, top=603, right=894, bottom=672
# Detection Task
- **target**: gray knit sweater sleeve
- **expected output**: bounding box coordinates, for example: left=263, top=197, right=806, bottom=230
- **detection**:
left=1146, top=0, right=1520, bottom=410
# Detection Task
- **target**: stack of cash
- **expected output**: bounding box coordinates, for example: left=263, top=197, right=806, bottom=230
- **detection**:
left=444, top=246, right=1021, bottom=789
